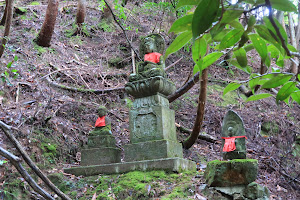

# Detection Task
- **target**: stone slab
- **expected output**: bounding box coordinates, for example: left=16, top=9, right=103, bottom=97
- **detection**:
left=64, top=157, right=196, bottom=176
left=124, top=140, right=183, bottom=162
left=87, top=135, right=116, bottom=148
left=81, top=147, right=121, bottom=166
left=204, top=159, right=258, bottom=187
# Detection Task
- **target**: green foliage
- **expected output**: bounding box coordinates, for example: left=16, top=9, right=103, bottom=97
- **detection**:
left=166, top=0, right=300, bottom=105
left=1, top=56, right=19, bottom=86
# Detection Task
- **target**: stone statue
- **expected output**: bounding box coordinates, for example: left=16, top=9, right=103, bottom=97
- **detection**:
left=89, top=106, right=112, bottom=135
left=129, top=34, right=166, bottom=82
left=221, top=110, right=247, bottom=160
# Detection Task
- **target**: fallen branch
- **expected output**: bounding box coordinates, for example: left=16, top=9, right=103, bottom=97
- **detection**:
left=0, top=121, right=72, bottom=200
left=45, top=76, right=125, bottom=94
left=175, top=123, right=218, bottom=143
left=0, top=147, right=54, bottom=200
left=0, top=0, right=13, bottom=58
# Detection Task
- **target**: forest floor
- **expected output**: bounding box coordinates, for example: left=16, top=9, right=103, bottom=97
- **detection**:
left=0, top=0, right=299, bottom=199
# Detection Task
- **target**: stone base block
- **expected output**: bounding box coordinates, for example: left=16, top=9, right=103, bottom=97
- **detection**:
left=81, top=147, right=121, bottom=166
left=204, top=159, right=258, bottom=187
left=64, top=157, right=196, bottom=176
left=87, top=135, right=116, bottom=148
left=124, top=140, right=183, bottom=162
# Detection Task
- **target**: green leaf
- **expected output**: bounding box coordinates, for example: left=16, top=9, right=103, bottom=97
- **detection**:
left=287, top=44, right=298, bottom=52
left=268, top=45, right=279, bottom=58
left=244, top=44, right=254, bottom=52
left=276, top=81, right=297, bottom=102
left=165, top=31, right=192, bottom=59
left=234, top=48, right=247, bottom=68
left=169, top=14, right=193, bottom=34
left=176, top=0, right=201, bottom=9
left=0, top=160, right=7, bottom=165
left=263, top=17, right=288, bottom=45
left=192, top=0, right=220, bottom=39
left=255, top=25, right=282, bottom=52
left=261, top=73, right=293, bottom=89
left=223, top=82, right=241, bottom=96
left=249, top=34, right=267, bottom=62
left=247, top=15, right=256, bottom=31
left=219, top=29, right=244, bottom=50
left=228, top=20, right=244, bottom=30
left=230, top=60, right=252, bottom=74
left=212, top=29, right=230, bottom=41
left=246, top=93, right=273, bottom=102
left=192, top=37, right=207, bottom=62
left=200, top=52, right=223, bottom=70
left=270, top=0, right=297, bottom=12
left=220, top=9, right=244, bottom=24
left=298, top=74, right=300, bottom=81
left=291, top=91, right=300, bottom=104
left=193, top=64, right=201, bottom=75
left=14, top=55, right=18, bottom=61
left=7, top=61, right=13, bottom=68
left=11, top=69, right=18, bottom=73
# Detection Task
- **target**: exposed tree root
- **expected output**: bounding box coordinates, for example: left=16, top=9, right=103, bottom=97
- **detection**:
left=45, top=76, right=125, bottom=94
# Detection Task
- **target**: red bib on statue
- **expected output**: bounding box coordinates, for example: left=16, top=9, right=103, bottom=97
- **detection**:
left=222, top=136, right=247, bottom=152
left=95, top=116, right=106, bottom=127
left=144, top=52, right=162, bottom=63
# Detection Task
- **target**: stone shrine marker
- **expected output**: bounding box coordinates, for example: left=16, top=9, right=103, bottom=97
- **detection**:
left=64, top=34, right=195, bottom=176
left=203, top=110, right=270, bottom=200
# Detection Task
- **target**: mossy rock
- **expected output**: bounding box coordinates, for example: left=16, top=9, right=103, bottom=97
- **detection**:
left=204, top=159, right=258, bottom=187
left=108, top=57, right=126, bottom=68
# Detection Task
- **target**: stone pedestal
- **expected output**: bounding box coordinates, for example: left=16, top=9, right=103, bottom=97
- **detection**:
left=81, top=134, right=121, bottom=166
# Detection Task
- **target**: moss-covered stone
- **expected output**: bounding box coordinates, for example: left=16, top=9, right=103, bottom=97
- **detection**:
left=204, top=159, right=258, bottom=187
left=244, top=182, right=270, bottom=199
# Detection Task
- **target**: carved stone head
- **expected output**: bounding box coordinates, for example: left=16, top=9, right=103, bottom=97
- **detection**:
left=139, top=34, right=165, bottom=58
left=97, top=106, right=108, bottom=117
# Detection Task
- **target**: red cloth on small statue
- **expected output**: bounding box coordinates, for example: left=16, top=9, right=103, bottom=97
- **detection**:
left=221, top=136, right=247, bottom=152
left=144, top=52, right=162, bottom=63
left=95, top=116, right=106, bottom=127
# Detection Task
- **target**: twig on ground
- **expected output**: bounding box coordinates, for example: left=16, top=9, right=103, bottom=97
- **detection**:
left=175, top=123, right=218, bottom=143
left=165, top=57, right=183, bottom=71
left=0, top=147, right=55, bottom=200
left=0, top=121, right=72, bottom=200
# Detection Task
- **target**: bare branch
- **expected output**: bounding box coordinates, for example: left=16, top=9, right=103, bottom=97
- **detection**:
left=103, top=0, right=141, bottom=61
left=0, top=147, right=54, bottom=200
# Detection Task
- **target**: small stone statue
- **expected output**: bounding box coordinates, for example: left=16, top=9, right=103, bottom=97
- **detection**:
left=129, top=34, right=166, bottom=82
left=89, top=106, right=112, bottom=135
left=221, top=110, right=247, bottom=160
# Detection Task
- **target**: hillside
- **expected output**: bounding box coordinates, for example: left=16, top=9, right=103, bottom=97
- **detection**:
left=0, top=0, right=299, bottom=199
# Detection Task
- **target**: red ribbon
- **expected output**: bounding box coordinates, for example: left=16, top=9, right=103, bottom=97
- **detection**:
left=221, top=136, right=247, bottom=152
left=95, top=116, right=106, bottom=127
left=144, top=52, right=162, bottom=63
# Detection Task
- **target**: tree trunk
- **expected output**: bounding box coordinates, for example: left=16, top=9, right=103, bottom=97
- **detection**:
left=35, top=0, right=59, bottom=47
left=182, top=68, right=207, bottom=149
left=296, top=2, right=300, bottom=50
left=76, top=0, right=86, bottom=27
left=0, top=0, right=13, bottom=58
left=288, top=12, right=298, bottom=74
left=0, top=0, right=8, bottom=25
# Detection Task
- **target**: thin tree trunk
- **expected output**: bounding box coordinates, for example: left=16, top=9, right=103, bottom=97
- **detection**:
left=35, top=0, right=59, bottom=47
left=0, top=147, right=54, bottom=200
left=182, top=68, right=208, bottom=149
left=76, top=0, right=86, bottom=27
left=295, top=2, right=300, bottom=50
left=288, top=12, right=298, bottom=74
left=0, top=0, right=13, bottom=58
left=0, top=0, right=8, bottom=25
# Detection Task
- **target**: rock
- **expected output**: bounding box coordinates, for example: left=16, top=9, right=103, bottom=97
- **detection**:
left=204, top=159, right=258, bottom=187
left=244, top=182, right=270, bottom=200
